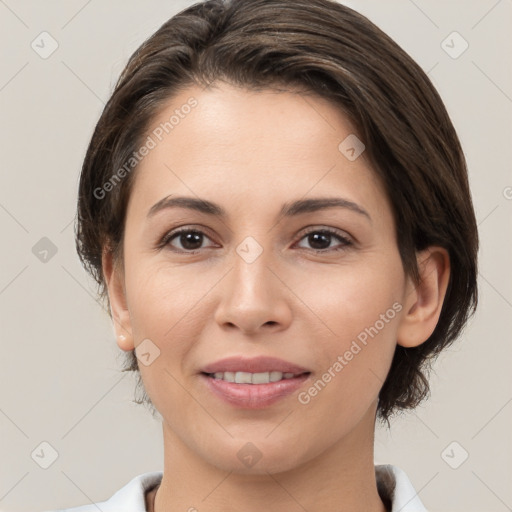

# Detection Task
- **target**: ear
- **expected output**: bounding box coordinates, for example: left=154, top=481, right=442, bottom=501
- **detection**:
left=397, top=246, right=451, bottom=348
left=102, top=247, right=134, bottom=352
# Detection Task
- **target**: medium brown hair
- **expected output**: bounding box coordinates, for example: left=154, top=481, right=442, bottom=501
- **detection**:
left=75, top=0, right=479, bottom=424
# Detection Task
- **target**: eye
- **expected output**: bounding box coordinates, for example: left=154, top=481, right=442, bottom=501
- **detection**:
left=294, top=228, right=353, bottom=253
left=161, top=228, right=216, bottom=253
left=160, top=226, right=353, bottom=254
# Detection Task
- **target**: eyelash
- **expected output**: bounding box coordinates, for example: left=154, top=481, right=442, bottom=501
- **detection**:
left=159, top=226, right=353, bottom=254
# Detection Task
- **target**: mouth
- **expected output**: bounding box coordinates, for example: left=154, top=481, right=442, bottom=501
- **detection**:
left=200, top=371, right=312, bottom=409
left=201, top=370, right=311, bottom=384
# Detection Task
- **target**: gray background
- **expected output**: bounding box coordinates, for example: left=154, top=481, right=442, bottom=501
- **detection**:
left=0, top=1, right=511, bottom=511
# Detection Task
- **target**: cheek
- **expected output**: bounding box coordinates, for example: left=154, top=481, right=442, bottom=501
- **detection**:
left=124, top=261, right=225, bottom=392
left=126, top=260, right=211, bottom=338
left=290, top=251, right=403, bottom=342
left=125, top=263, right=212, bottom=414
left=290, top=254, right=402, bottom=402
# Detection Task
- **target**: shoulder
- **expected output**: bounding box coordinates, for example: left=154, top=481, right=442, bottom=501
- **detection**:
left=375, top=464, right=428, bottom=512
left=43, top=471, right=163, bottom=512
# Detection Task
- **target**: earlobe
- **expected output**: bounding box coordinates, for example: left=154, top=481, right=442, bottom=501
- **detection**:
left=117, top=333, right=133, bottom=351
left=396, top=246, right=451, bottom=348
left=102, top=246, right=134, bottom=352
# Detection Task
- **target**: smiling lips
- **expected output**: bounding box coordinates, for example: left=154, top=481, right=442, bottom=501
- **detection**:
left=206, top=370, right=304, bottom=384
left=200, top=356, right=312, bottom=409
left=201, top=355, right=310, bottom=374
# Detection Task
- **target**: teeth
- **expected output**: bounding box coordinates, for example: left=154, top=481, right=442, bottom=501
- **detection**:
left=223, top=371, right=235, bottom=382
left=270, top=371, right=285, bottom=382
left=209, top=371, right=303, bottom=384
left=236, top=371, right=253, bottom=384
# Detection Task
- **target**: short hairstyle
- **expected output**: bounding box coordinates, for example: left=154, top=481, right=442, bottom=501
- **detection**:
left=75, top=0, right=479, bottom=424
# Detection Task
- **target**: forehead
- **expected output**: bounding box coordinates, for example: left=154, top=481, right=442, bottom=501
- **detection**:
left=127, top=82, right=391, bottom=225
left=145, top=81, right=358, bottom=160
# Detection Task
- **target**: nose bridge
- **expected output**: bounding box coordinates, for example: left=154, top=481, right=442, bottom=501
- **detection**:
left=231, top=234, right=275, bottom=305
left=235, top=238, right=269, bottom=288
left=214, top=234, right=291, bottom=333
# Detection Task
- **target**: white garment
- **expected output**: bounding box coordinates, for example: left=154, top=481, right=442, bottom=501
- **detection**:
left=48, top=464, right=427, bottom=512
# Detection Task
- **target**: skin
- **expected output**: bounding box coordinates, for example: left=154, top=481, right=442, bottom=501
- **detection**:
left=103, top=81, right=450, bottom=512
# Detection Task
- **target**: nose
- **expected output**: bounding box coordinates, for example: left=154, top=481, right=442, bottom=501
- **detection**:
left=214, top=245, right=293, bottom=335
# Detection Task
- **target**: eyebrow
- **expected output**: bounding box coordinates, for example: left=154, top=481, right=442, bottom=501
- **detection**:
left=147, top=195, right=372, bottom=223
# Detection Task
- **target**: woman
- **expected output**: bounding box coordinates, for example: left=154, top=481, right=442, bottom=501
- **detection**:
left=52, top=0, right=478, bottom=510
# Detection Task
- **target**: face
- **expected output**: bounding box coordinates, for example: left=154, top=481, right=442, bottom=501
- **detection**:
left=110, top=82, right=414, bottom=474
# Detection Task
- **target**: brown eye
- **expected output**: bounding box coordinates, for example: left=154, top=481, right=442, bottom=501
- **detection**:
left=295, top=228, right=352, bottom=252
left=162, top=229, right=215, bottom=253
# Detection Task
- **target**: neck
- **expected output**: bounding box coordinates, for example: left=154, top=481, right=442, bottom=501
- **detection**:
left=150, top=405, right=387, bottom=512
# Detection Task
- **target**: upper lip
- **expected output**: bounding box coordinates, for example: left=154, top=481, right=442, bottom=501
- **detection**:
left=201, top=356, right=310, bottom=375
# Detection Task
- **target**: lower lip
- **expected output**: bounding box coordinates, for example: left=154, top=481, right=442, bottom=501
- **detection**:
left=200, top=373, right=311, bottom=409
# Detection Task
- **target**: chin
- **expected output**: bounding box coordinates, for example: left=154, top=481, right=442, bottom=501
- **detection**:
left=202, top=438, right=309, bottom=475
